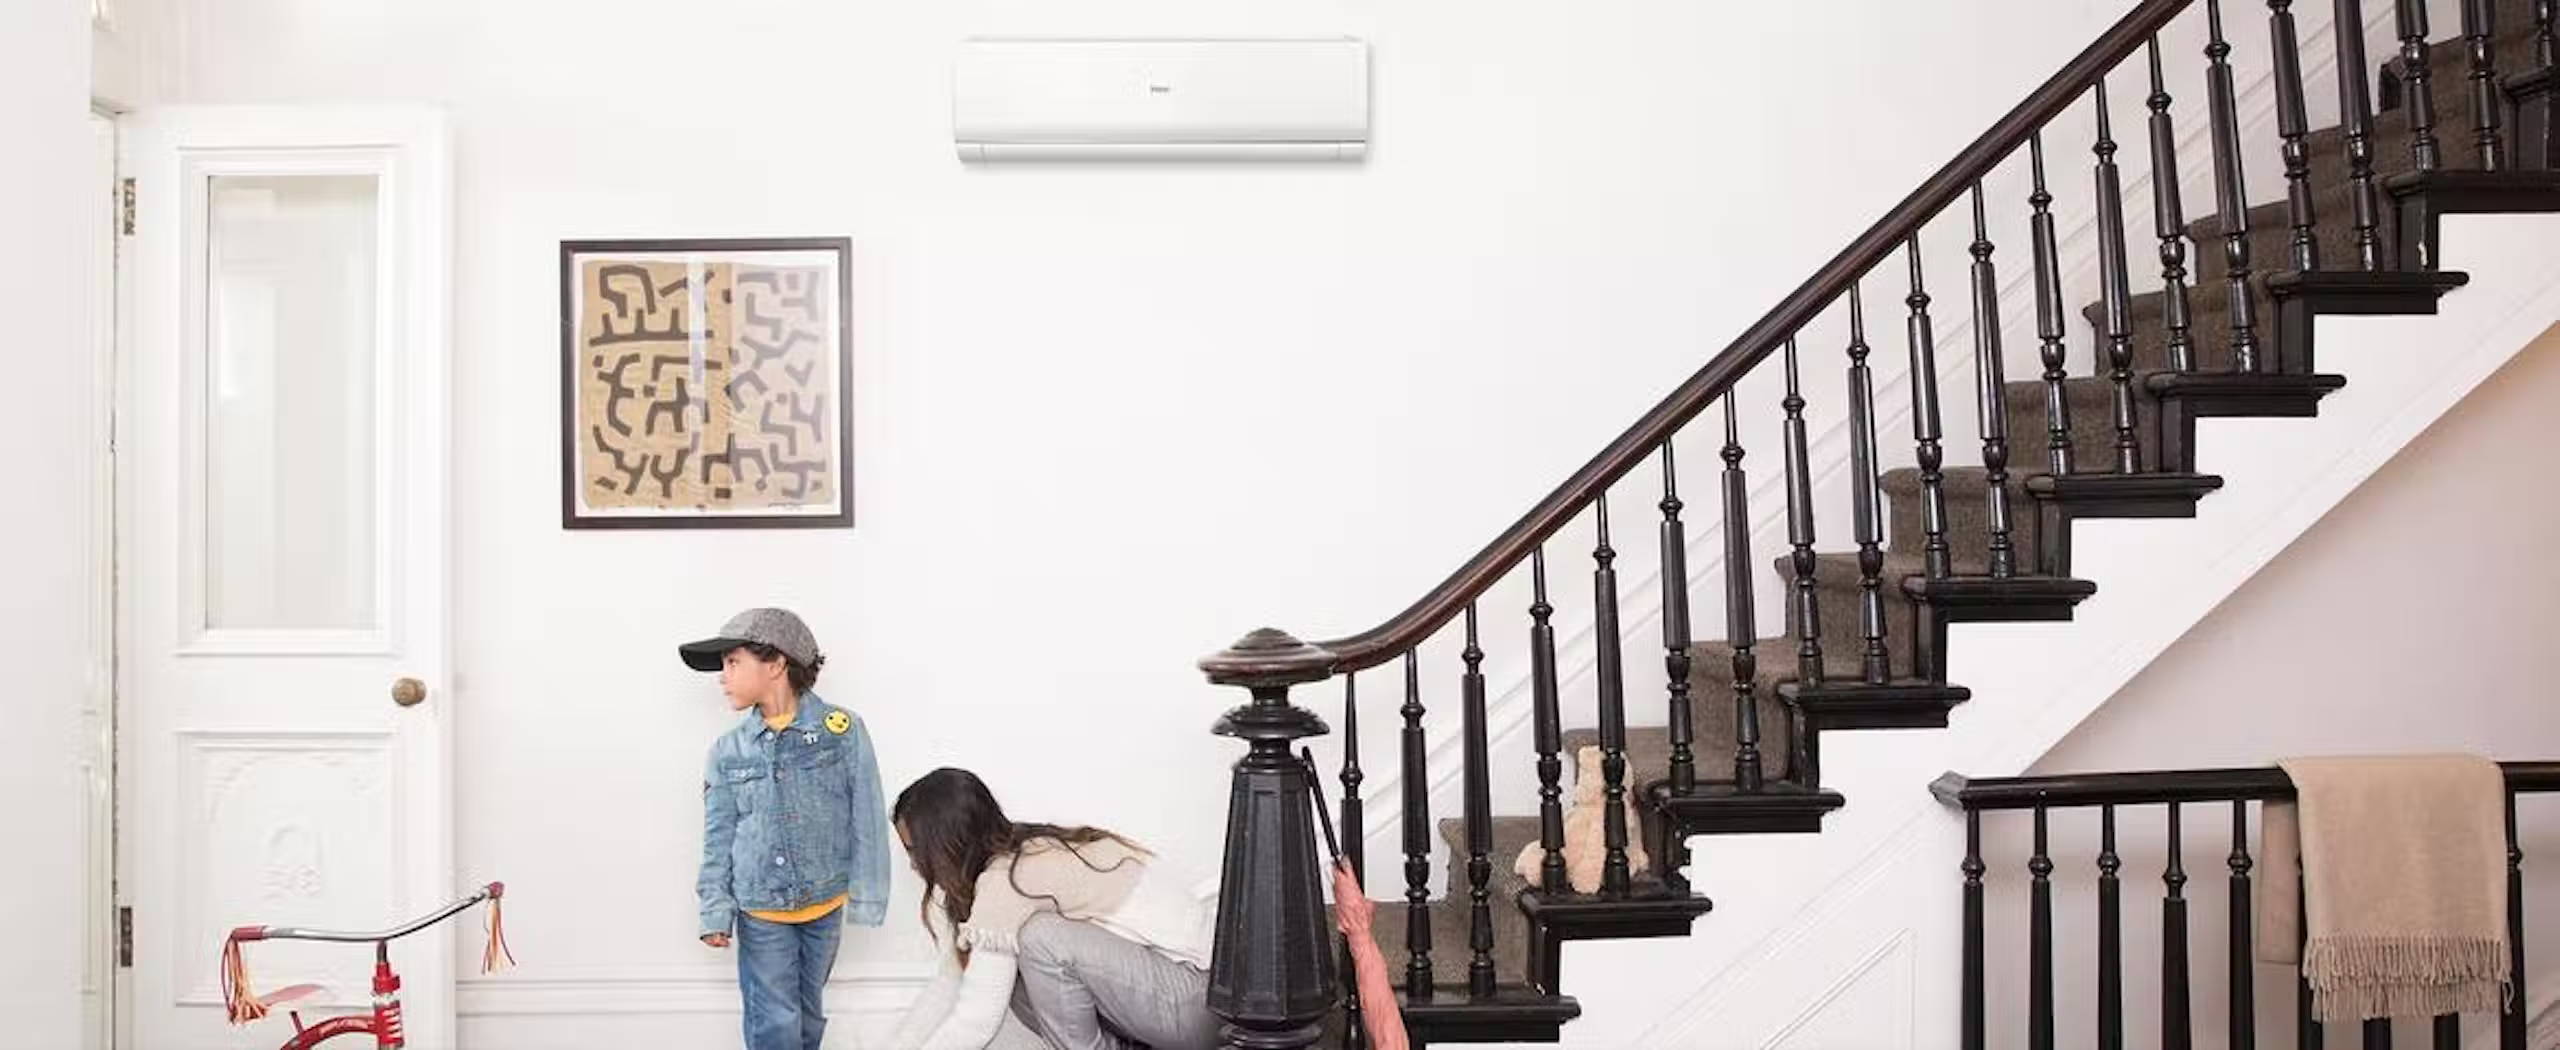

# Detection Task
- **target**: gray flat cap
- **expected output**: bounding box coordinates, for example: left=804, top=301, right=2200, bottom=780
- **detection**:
left=678, top=607, right=821, bottom=671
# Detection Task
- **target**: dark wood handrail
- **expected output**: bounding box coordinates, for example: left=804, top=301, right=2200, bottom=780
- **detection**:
left=1933, top=762, right=2560, bottom=809
left=1214, top=0, right=2198, bottom=680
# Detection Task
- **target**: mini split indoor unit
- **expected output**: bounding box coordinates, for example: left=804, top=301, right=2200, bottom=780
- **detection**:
left=953, top=38, right=1370, bottom=161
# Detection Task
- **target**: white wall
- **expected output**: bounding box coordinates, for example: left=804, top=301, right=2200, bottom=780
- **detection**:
left=1982, top=324, right=2560, bottom=1050
left=126, top=0, right=2162, bottom=1041
left=0, top=0, right=104, bottom=1047
left=110, top=0, right=2552, bottom=1046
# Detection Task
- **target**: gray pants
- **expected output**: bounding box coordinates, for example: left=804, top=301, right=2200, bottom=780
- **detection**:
left=984, top=912, right=1223, bottom=1050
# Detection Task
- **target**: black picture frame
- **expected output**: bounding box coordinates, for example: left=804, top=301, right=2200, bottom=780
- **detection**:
left=558, top=237, right=854, bottom=530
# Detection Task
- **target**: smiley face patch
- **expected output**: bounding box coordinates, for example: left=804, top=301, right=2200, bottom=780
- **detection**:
left=824, top=710, right=851, bottom=735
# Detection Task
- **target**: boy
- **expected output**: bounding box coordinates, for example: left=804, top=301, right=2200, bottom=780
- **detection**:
left=684, top=607, right=890, bottom=1050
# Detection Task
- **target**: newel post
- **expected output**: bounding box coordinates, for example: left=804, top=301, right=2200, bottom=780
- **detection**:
left=1201, top=628, right=1340, bottom=1050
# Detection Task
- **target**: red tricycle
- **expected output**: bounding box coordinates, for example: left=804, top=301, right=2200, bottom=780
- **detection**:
left=221, top=881, right=512, bottom=1049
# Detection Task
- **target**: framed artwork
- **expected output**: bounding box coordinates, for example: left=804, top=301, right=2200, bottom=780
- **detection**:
left=559, top=237, right=852, bottom=529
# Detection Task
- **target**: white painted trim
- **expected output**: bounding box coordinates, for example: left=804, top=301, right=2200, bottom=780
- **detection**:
left=455, top=966, right=932, bottom=1017
left=2452, top=986, right=2560, bottom=1049
left=1757, top=928, right=1916, bottom=1050
left=83, top=109, right=118, bottom=1050
left=2517, top=989, right=2560, bottom=1050
left=174, top=145, right=405, bottom=655
left=1641, top=805, right=1948, bottom=1046
left=1336, top=0, right=2388, bottom=879
left=170, top=728, right=399, bottom=1008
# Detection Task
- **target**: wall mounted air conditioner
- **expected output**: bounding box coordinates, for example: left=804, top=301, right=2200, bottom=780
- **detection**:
left=953, top=38, right=1369, bottom=161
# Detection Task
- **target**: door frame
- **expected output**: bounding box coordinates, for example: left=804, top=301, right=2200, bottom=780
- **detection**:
left=111, top=104, right=456, bottom=1049
left=86, top=105, right=122, bottom=1050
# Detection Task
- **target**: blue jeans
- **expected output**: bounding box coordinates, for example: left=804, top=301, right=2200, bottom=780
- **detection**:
left=736, top=913, right=844, bottom=1050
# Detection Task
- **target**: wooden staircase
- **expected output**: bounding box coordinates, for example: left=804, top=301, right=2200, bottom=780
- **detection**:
left=1199, top=1, right=2560, bottom=1046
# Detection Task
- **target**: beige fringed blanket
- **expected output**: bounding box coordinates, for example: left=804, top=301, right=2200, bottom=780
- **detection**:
left=2255, top=754, right=2511, bottom=1022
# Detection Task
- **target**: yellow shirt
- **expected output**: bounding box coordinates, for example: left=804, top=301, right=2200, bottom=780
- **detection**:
left=742, top=700, right=847, bottom=924
left=749, top=895, right=847, bottom=924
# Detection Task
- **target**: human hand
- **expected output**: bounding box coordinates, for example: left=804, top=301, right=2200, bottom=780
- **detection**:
left=701, top=932, right=731, bottom=949
left=1332, top=861, right=1373, bottom=937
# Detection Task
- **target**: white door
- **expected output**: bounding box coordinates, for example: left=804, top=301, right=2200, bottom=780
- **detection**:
left=117, top=107, right=454, bottom=1050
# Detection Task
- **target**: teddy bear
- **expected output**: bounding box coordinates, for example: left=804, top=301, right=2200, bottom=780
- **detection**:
left=1511, top=744, right=1651, bottom=893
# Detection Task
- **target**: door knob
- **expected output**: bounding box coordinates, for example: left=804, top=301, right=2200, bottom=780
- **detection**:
left=392, top=677, right=428, bottom=707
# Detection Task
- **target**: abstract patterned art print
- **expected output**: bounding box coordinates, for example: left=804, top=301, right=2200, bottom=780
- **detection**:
left=559, top=238, right=852, bottom=528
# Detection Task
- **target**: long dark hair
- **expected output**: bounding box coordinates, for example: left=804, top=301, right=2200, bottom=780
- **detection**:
left=891, top=768, right=1145, bottom=960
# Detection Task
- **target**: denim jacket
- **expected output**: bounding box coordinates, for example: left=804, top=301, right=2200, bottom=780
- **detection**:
left=698, top=693, right=890, bottom=935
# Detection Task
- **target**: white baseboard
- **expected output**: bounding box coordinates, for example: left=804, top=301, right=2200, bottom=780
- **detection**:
left=457, top=964, right=931, bottom=1017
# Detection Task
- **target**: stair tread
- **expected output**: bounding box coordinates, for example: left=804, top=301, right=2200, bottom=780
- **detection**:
left=1315, top=984, right=1578, bottom=1049
left=1348, top=885, right=1533, bottom=993
left=1653, top=779, right=1849, bottom=834
left=1438, top=813, right=1667, bottom=893
left=1329, top=814, right=1676, bottom=992
left=1393, top=984, right=1579, bottom=1011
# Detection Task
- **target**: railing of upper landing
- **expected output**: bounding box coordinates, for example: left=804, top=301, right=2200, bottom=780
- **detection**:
left=1936, top=763, right=2560, bottom=1049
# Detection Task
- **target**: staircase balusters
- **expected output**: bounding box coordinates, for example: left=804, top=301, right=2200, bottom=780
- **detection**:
left=1967, top=185, right=2018, bottom=576
left=2145, top=38, right=2200, bottom=372
left=2271, top=0, right=2323, bottom=272
left=2465, top=0, right=2508, bottom=170
left=1904, top=236, right=1953, bottom=576
left=2304, top=865, right=2324, bottom=1044
left=2335, top=0, right=2387, bottom=271
left=2206, top=0, right=2265, bottom=372
left=2506, top=790, right=2528, bottom=1050
left=1782, top=337, right=1828, bottom=679
left=1399, top=649, right=1434, bottom=1000
left=1660, top=444, right=1698, bottom=797
left=2532, top=0, right=2559, bottom=171
left=1593, top=496, right=1635, bottom=895
left=2099, top=804, right=2124, bottom=1050
left=2537, top=1, right=2559, bottom=172
left=1950, top=774, right=2557, bottom=1050
left=2031, top=805, right=2056, bottom=1050
left=2299, top=869, right=2323, bottom=1048
left=2399, top=0, right=2446, bottom=173
left=1846, top=284, right=1893, bottom=683
left=1719, top=400, right=1764, bottom=792
left=1530, top=548, right=1568, bottom=894
left=1460, top=605, right=1496, bottom=998
left=2543, top=0, right=2558, bottom=77
left=1339, top=674, right=1367, bottom=1050
left=2166, top=802, right=2194, bottom=1050
left=2091, top=76, right=2143, bottom=473
left=2028, top=132, right=2080, bottom=473
left=1963, top=809, right=1986, bottom=1050
left=1341, top=678, right=1366, bottom=884
left=2230, top=801, right=2255, bottom=1050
